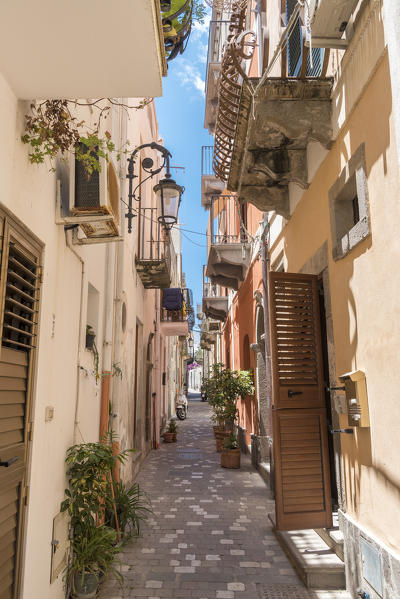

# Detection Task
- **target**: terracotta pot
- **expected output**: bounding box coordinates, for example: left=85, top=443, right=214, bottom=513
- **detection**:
left=215, top=430, right=230, bottom=453
left=163, top=432, right=175, bottom=443
left=173, top=433, right=177, bottom=442
left=221, top=448, right=241, bottom=469
left=213, top=425, right=223, bottom=438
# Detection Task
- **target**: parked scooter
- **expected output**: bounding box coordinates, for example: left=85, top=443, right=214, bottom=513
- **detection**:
left=176, top=393, right=188, bottom=420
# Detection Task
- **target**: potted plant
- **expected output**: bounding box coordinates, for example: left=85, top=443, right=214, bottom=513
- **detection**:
left=68, top=525, right=122, bottom=598
left=163, top=418, right=178, bottom=443
left=105, top=480, right=152, bottom=540
left=202, top=364, right=254, bottom=452
left=61, top=437, right=134, bottom=596
left=221, top=432, right=241, bottom=469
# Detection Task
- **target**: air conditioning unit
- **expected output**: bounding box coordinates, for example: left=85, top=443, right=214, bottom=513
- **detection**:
left=56, top=152, right=121, bottom=242
left=309, top=0, right=358, bottom=42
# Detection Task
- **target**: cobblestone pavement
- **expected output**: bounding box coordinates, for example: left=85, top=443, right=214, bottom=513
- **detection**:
left=99, top=395, right=348, bottom=599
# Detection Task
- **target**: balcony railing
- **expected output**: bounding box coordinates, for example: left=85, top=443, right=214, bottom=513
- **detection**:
left=201, top=146, right=225, bottom=208
left=206, top=195, right=251, bottom=290
left=205, top=20, right=231, bottom=95
left=135, top=208, right=171, bottom=289
left=161, top=0, right=193, bottom=63
left=202, top=266, right=229, bottom=321
left=160, top=287, right=193, bottom=336
left=209, top=195, right=248, bottom=244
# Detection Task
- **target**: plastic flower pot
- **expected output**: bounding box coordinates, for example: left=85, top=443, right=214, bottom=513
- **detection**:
left=72, top=571, right=99, bottom=598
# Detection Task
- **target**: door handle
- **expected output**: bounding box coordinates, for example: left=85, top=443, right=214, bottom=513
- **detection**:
left=288, top=390, right=303, bottom=398
left=0, top=456, right=18, bottom=467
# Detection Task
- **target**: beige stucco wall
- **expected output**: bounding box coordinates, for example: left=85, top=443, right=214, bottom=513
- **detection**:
left=0, top=70, right=181, bottom=596
left=269, top=49, right=400, bottom=553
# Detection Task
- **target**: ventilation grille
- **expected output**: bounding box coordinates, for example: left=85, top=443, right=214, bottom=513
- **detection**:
left=2, top=245, right=39, bottom=351
left=74, top=150, right=100, bottom=209
left=272, top=278, right=318, bottom=386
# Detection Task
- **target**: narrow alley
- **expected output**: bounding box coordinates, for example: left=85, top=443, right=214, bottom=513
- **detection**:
left=99, top=396, right=350, bottom=599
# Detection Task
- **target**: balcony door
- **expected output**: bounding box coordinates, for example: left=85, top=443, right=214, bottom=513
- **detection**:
left=269, top=271, right=332, bottom=530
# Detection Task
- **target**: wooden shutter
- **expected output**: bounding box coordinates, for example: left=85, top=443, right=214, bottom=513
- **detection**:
left=269, top=272, right=332, bottom=530
left=0, top=210, right=42, bottom=599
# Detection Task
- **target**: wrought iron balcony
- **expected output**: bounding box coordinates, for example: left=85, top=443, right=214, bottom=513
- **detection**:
left=204, top=19, right=231, bottom=133
left=135, top=208, right=171, bottom=289
left=202, top=267, right=229, bottom=322
left=160, top=287, right=192, bottom=336
left=206, top=195, right=251, bottom=290
left=212, top=2, right=332, bottom=218
left=201, top=146, right=225, bottom=209
left=161, top=0, right=194, bottom=63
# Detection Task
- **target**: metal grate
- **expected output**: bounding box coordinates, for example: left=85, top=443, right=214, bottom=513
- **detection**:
left=74, top=147, right=100, bottom=208
left=258, top=584, right=314, bottom=598
left=2, top=244, right=39, bottom=351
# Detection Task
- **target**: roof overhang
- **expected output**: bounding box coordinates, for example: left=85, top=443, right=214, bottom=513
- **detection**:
left=0, top=0, right=166, bottom=99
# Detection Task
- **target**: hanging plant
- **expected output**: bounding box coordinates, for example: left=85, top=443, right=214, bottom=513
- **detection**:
left=21, top=97, right=152, bottom=177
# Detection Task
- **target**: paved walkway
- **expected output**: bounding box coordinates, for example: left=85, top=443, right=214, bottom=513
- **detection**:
left=99, top=395, right=347, bottom=599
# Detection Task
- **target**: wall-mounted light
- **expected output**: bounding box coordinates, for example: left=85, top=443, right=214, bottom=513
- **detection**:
left=126, top=142, right=184, bottom=234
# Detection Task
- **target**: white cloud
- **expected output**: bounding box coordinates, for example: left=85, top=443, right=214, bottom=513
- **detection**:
left=192, top=13, right=211, bottom=38
left=179, top=61, right=205, bottom=97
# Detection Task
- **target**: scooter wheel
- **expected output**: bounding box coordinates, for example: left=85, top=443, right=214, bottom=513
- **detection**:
left=176, top=409, right=186, bottom=420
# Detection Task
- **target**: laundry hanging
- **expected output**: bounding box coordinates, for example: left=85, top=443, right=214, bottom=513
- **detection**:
left=162, top=288, right=184, bottom=311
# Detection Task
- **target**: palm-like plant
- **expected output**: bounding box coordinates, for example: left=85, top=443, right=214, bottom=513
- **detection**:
left=105, top=481, right=152, bottom=539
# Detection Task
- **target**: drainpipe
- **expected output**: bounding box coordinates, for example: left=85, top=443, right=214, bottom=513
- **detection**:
left=260, top=213, right=273, bottom=484
left=99, top=243, right=115, bottom=440
left=65, top=229, right=85, bottom=444
left=383, top=0, right=400, bottom=169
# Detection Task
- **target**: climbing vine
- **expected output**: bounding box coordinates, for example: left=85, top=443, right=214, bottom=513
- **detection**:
left=21, top=98, right=152, bottom=176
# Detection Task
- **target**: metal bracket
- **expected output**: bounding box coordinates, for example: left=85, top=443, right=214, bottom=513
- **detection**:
left=71, top=228, right=123, bottom=246
left=329, top=427, right=354, bottom=434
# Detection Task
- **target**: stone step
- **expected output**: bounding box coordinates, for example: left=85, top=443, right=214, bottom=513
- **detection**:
left=315, top=526, right=345, bottom=561
left=269, top=516, right=346, bottom=590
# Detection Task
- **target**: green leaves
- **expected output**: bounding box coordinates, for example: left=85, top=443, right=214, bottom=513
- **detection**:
left=203, top=363, right=255, bottom=428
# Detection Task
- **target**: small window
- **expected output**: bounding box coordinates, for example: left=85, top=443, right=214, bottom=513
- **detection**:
left=329, top=144, right=370, bottom=260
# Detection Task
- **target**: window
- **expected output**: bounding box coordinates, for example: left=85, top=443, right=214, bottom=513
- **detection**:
left=329, top=144, right=370, bottom=260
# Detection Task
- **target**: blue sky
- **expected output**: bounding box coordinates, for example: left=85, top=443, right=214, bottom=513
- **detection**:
left=155, top=12, right=213, bottom=337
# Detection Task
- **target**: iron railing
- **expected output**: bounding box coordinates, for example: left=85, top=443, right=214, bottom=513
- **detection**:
left=205, top=20, right=231, bottom=95
left=160, top=287, right=194, bottom=330
left=201, top=146, right=215, bottom=177
left=161, top=0, right=193, bottom=63
left=203, top=266, right=225, bottom=299
left=137, top=208, right=170, bottom=263
left=209, top=195, right=248, bottom=244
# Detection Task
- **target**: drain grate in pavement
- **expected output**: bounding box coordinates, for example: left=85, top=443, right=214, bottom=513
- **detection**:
left=258, top=584, right=314, bottom=598
left=176, top=449, right=203, bottom=460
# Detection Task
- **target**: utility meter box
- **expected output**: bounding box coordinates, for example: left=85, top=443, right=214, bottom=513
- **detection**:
left=338, top=370, right=370, bottom=427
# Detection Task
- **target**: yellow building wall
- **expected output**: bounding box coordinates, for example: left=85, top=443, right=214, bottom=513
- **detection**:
left=270, top=52, right=400, bottom=554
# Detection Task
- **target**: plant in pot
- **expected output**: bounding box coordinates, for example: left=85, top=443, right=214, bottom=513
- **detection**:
left=61, top=437, right=133, bottom=597
left=221, top=432, right=241, bottom=469
left=68, top=525, right=122, bottom=598
left=163, top=418, right=178, bottom=443
left=105, top=480, right=152, bottom=540
left=203, top=364, right=254, bottom=452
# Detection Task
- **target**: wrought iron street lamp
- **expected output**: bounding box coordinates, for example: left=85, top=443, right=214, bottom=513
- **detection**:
left=126, top=142, right=184, bottom=234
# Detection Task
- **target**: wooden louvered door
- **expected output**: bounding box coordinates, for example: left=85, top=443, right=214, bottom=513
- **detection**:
left=0, top=213, right=42, bottom=599
left=269, top=272, right=332, bottom=530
